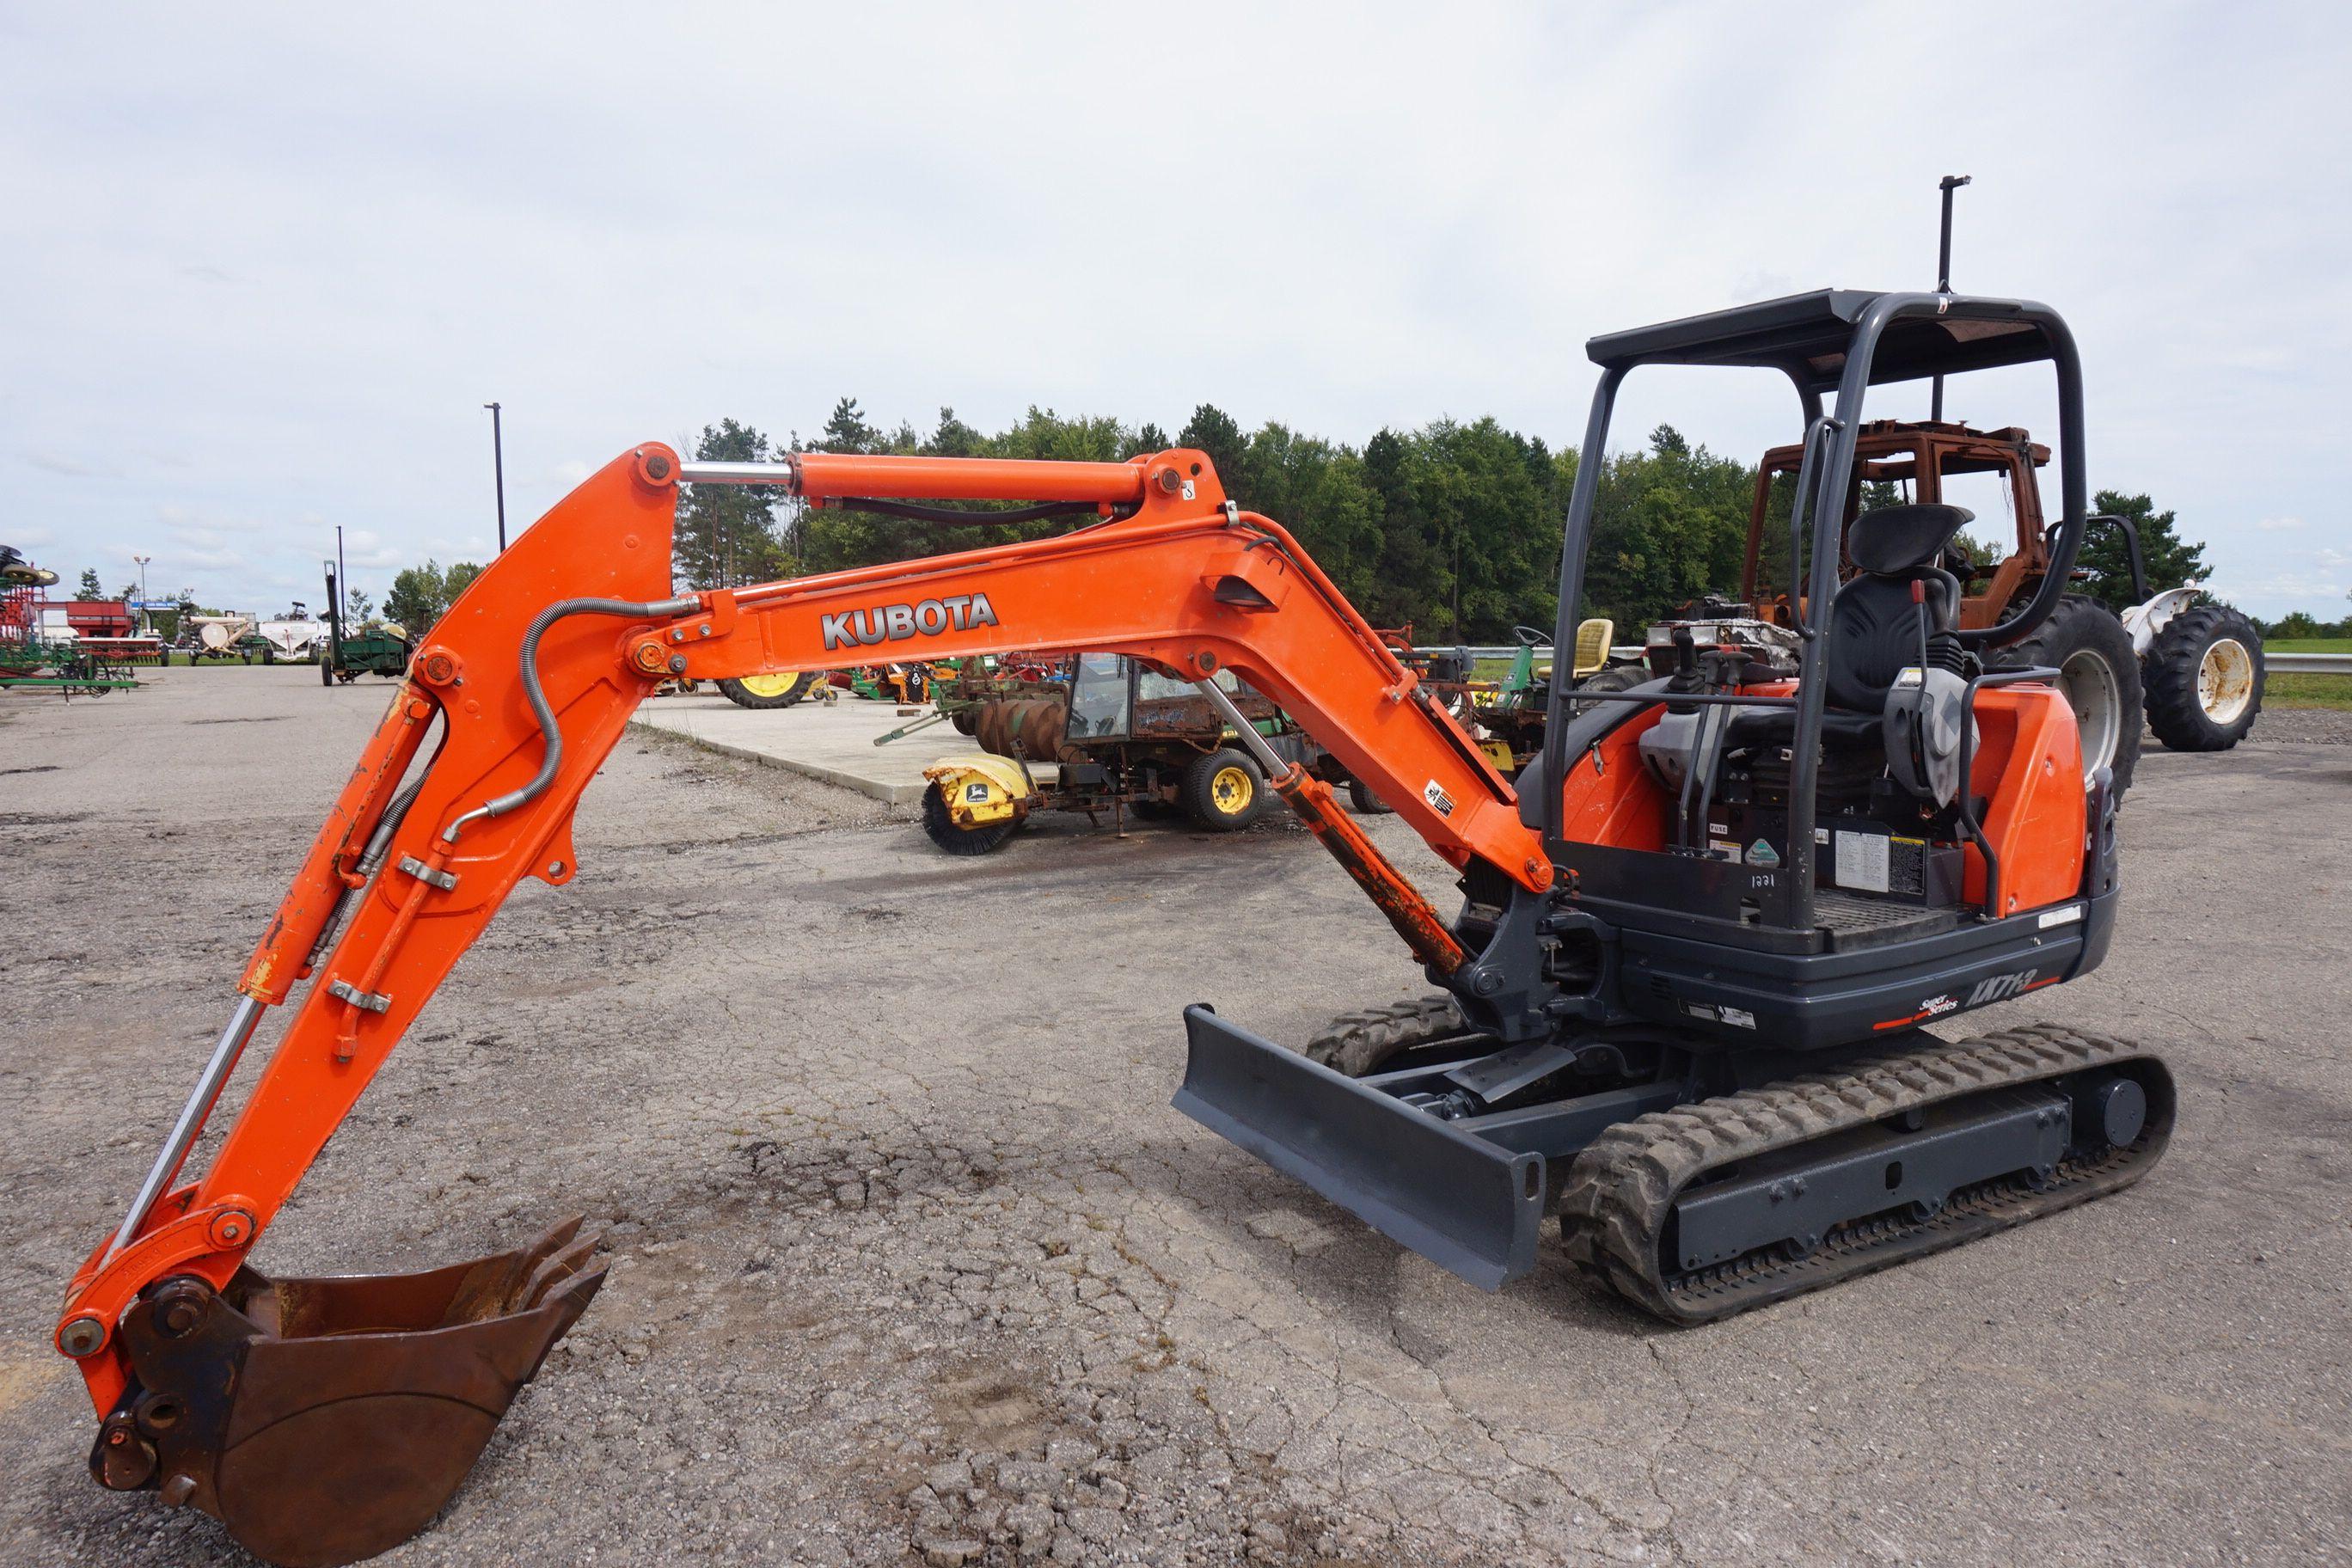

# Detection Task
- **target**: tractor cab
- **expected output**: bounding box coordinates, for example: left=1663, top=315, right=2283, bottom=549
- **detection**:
left=1741, top=419, right=2057, bottom=634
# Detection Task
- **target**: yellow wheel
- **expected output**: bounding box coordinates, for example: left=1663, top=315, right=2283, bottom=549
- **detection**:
left=717, top=671, right=820, bottom=709
left=1211, top=765, right=1254, bottom=812
left=1179, top=748, right=1268, bottom=831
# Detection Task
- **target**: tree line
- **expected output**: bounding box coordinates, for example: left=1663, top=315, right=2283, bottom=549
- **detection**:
left=658, top=401, right=2229, bottom=642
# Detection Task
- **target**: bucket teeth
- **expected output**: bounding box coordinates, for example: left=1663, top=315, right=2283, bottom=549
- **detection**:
left=95, top=1218, right=608, bottom=1568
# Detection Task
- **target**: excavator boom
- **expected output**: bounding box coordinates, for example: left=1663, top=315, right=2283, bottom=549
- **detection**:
left=57, top=444, right=1550, bottom=1565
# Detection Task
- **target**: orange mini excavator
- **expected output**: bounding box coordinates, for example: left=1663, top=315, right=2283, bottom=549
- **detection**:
left=59, top=290, right=2172, bottom=1565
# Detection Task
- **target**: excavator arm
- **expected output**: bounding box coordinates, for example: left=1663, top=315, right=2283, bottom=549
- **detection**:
left=57, top=443, right=1551, bottom=1566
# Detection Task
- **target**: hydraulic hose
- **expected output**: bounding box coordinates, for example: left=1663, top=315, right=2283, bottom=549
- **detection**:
left=444, top=595, right=696, bottom=842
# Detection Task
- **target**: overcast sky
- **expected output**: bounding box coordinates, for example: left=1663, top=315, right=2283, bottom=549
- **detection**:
left=3, top=2, right=2346, bottom=621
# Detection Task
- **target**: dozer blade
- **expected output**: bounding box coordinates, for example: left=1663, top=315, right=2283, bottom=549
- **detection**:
left=92, top=1216, right=605, bottom=1568
left=1173, top=1005, right=1547, bottom=1289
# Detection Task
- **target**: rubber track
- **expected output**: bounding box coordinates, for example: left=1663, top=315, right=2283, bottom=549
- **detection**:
left=1302, top=994, right=1468, bottom=1076
left=1557, top=1022, right=2173, bottom=1325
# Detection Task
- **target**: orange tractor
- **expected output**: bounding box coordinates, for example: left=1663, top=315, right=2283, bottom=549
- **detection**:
left=59, top=289, right=2171, bottom=1565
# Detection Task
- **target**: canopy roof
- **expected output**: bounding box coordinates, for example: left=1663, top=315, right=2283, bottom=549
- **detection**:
left=1587, top=289, right=2061, bottom=389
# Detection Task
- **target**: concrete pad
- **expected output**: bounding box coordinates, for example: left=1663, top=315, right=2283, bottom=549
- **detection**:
left=628, top=689, right=968, bottom=804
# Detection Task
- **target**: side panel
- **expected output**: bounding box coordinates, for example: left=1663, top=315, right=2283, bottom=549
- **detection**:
left=1963, top=686, right=2085, bottom=913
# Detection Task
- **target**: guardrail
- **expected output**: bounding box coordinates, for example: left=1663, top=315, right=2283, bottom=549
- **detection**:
left=1413, top=645, right=1647, bottom=662
left=1421, top=646, right=2352, bottom=675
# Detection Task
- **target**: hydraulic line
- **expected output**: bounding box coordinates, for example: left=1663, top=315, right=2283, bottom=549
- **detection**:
left=443, top=595, right=695, bottom=842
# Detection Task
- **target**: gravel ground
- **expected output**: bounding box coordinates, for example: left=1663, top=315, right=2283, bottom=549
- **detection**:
left=2239, top=706, right=2352, bottom=744
left=1, top=667, right=2346, bottom=1568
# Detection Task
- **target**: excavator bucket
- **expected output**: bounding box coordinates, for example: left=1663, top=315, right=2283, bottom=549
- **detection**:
left=91, top=1217, right=604, bottom=1568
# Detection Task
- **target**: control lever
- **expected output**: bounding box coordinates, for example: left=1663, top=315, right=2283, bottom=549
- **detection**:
left=1911, top=579, right=1933, bottom=780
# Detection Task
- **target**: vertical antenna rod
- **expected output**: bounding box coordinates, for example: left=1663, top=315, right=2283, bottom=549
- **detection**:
left=486, top=401, right=509, bottom=553
left=1931, top=174, right=1972, bottom=422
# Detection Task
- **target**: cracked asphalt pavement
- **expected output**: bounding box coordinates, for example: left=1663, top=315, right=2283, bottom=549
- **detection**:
left=2, top=668, right=2345, bottom=1566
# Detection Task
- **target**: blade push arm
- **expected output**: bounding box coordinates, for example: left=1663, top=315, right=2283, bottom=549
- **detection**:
left=59, top=442, right=1550, bottom=1413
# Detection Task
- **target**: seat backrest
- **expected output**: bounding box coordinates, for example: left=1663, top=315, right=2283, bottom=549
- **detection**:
left=1572, top=617, right=1614, bottom=677
left=1826, top=572, right=1958, bottom=712
left=1824, top=504, right=1971, bottom=713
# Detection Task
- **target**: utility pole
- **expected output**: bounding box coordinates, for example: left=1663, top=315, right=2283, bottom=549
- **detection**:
left=485, top=402, right=508, bottom=552
left=1931, top=174, right=1971, bottom=423
left=132, top=554, right=150, bottom=634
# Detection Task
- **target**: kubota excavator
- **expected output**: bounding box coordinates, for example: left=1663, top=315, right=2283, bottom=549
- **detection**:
left=58, top=289, right=2172, bottom=1566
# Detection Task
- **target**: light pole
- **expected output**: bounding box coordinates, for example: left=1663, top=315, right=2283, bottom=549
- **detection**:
left=485, top=402, right=508, bottom=553
left=132, top=554, right=150, bottom=633
left=1930, top=174, right=1971, bottom=423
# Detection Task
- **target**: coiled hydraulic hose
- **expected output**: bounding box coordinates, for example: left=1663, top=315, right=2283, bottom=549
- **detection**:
left=443, top=595, right=697, bottom=842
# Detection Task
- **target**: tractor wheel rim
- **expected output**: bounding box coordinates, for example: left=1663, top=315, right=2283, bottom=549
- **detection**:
left=2197, top=637, right=2254, bottom=724
left=736, top=672, right=799, bottom=698
left=1210, top=765, right=1253, bottom=813
left=2059, top=647, right=2122, bottom=787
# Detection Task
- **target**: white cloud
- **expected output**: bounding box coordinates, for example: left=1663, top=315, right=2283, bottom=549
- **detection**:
left=21, top=451, right=116, bottom=478
left=2254, top=516, right=2306, bottom=530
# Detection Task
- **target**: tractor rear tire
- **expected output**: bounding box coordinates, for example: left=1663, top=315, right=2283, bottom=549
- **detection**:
left=921, top=782, right=1019, bottom=855
left=1179, top=749, right=1267, bottom=832
left=319, top=658, right=333, bottom=687
left=1344, top=775, right=1393, bottom=814
left=718, top=671, right=820, bottom=710
left=2142, top=603, right=2263, bottom=752
left=1992, top=594, right=2142, bottom=797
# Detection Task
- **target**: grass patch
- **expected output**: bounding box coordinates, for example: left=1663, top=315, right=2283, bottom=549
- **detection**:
left=2263, top=638, right=2352, bottom=709
left=2267, top=673, right=2352, bottom=711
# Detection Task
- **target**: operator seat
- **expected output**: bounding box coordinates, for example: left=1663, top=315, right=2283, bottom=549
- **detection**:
left=1730, top=502, right=1975, bottom=745
left=1514, top=505, right=1980, bottom=830
left=1822, top=504, right=1971, bottom=712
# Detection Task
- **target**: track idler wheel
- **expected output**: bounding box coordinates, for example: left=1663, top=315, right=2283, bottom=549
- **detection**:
left=92, top=1216, right=605, bottom=1567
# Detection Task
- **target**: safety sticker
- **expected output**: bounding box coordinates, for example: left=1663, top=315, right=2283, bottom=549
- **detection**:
left=1423, top=781, right=1455, bottom=817
left=2038, top=903, right=2085, bottom=928
left=1835, top=830, right=1889, bottom=893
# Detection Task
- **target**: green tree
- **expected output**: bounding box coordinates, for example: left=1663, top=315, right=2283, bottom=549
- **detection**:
left=443, top=560, right=482, bottom=605
left=1177, top=404, right=1247, bottom=497
left=675, top=419, right=786, bottom=590
left=383, top=560, right=446, bottom=630
left=1237, top=423, right=1381, bottom=609
left=1580, top=426, right=1752, bottom=629
left=2080, top=491, right=2208, bottom=610
left=75, top=567, right=102, bottom=600
left=817, top=397, right=881, bottom=454
left=1360, top=428, right=1444, bottom=631
left=346, top=587, right=375, bottom=622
